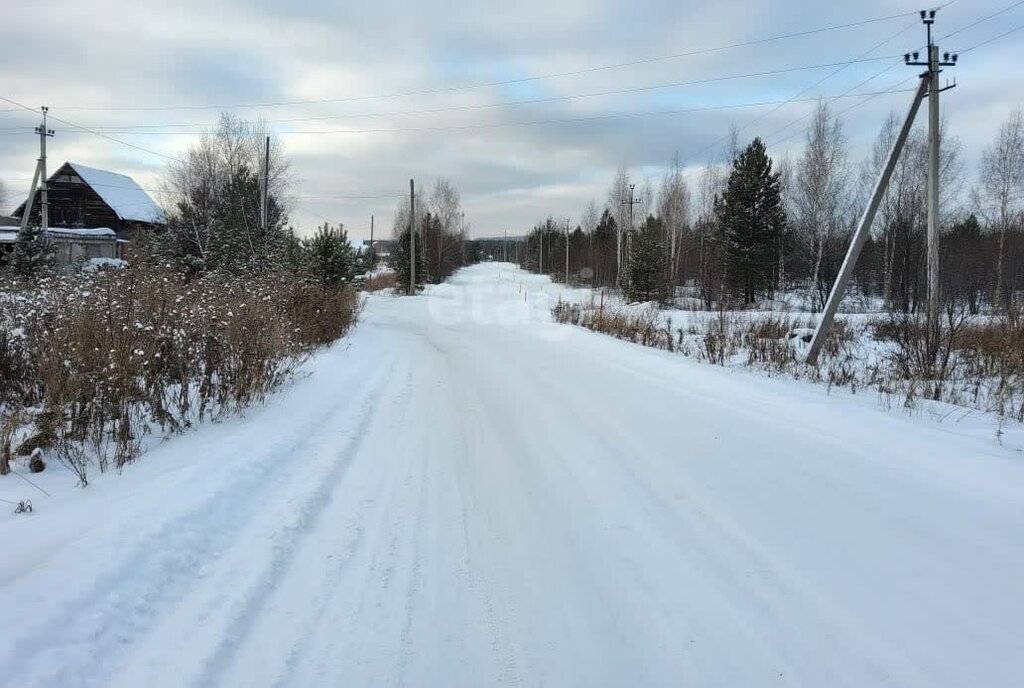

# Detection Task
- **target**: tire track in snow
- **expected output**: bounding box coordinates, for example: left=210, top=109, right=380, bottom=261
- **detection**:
left=190, top=363, right=393, bottom=688
left=0, top=359, right=393, bottom=688
left=268, top=364, right=421, bottom=686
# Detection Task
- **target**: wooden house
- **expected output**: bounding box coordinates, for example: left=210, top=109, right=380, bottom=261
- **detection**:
left=13, top=161, right=163, bottom=249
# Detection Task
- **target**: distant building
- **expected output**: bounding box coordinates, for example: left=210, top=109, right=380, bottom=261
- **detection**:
left=11, top=161, right=163, bottom=263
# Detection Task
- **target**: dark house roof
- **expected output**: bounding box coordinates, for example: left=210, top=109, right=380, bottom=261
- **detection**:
left=14, top=162, right=163, bottom=230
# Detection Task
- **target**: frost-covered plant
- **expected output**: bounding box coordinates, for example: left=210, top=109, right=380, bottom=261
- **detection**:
left=0, top=262, right=359, bottom=480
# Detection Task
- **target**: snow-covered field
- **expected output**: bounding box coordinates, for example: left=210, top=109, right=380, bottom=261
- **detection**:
left=1, top=262, right=1022, bottom=687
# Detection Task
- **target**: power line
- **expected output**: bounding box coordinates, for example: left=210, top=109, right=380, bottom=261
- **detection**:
left=50, top=56, right=902, bottom=132
left=671, top=0, right=974, bottom=175
left=0, top=95, right=180, bottom=163
left=676, top=16, right=920, bottom=181
left=47, top=9, right=927, bottom=113
left=765, top=2, right=1023, bottom=150
left=957, top=22, right=1024, bottom=52
left=44, top=89, right=919, bottom=138
left=0, top=175, right=407, bottom=202
left=939, top=0, right=1024, bottom=41
left=761, top=59, right=907, bottom=145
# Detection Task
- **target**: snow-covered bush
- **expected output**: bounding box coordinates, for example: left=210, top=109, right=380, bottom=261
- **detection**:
left=0, top=263, right=359, bottom=483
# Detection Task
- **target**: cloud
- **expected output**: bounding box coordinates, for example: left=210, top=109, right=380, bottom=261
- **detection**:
left=1, top=0, right=1022, bottom=238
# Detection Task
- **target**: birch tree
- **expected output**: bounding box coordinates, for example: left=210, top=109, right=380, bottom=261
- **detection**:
left=861, top=113, right=963, bottom=311
left=607, top=166, right=632, bottom=285
left=696, top=158, right=727, bottom=306
left=580, top=199, right=599, bottom=235
left=978, top=108, right=1024, bottom=306
left=792, top=102, right=851, bottom=310
left=658, top=154, right=691, bottom=286
left=160, top=113, right=292, bottom=271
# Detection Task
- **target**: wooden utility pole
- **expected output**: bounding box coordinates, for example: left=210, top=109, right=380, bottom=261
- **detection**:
left=409, top=179, right=416, bottom=294
left=369, top=215, right=375, bottom=268
left=564, top=220, right=570, bottom=283
left=539, top=224, right=544, bottom=275
left=261, top=135, right=270, bottom=232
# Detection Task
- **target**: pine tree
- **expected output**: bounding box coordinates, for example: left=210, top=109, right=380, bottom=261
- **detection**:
left=624, top=215, right=669, bottom=302
left=12, top=223, right=55, bottom=277
left=392, top=226, right=426, bottom=294
left=283, top=228, right=307, bottom=274
left=715, top=137, right=786, bottom=304
left=208, top=165, right=287, bottom=272
left=303, top=223, right=356, bottom=288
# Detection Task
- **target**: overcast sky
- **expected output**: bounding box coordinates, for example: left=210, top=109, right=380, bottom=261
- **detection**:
left=1, top=0, right=1022, bottom=240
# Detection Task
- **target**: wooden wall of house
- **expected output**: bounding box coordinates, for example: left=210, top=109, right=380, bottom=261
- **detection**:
left=18, top=164, right=125, bottom=232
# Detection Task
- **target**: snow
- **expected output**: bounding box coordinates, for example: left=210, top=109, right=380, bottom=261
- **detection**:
left=0, top=227, right=117, bottom=243
left=46, top=227, right=117, bottom=238
left=1, top=262, right=1022, bottom=687
left=65, top=162, right=163, bottom=224
left=82, top=257, right=127, bottom=271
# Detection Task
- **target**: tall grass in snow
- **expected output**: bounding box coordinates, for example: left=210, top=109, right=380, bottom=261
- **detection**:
left=554, top=297, right=1024, bottom=426
left=0, top=264, right=359, bottom=483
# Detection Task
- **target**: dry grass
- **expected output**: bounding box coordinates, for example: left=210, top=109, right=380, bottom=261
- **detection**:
left=553, top=296, right=1024, bottom=426
left=0, top=264, right=359, bottom=484
left=871, top=311, right=1024, bottom=422
left=362, top=271, right=397, bottom=293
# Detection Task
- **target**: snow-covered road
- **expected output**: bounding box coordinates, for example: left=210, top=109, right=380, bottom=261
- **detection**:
left=2, top=263, right=1022, bottom=687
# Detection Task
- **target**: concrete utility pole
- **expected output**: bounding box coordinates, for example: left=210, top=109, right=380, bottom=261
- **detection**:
left=807, top=10, right=957, bottom=364
left=21, top=107, right=54, bottom=233
left=409, top=179, right=416, bottom=295
left=38, top=107, right=53, bottom=234
left=620, top=184, right=640, bottom=288
left=904, top=10, right=957, bottom=356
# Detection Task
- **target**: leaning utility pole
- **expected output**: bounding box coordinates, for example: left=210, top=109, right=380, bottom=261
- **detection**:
left=807, top=9, right=956, bottom=364
left=409, top=179, right=416, bottom=295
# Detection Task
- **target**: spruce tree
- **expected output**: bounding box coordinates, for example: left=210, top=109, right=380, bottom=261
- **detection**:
left=624, top=216, right=669, bottom=303
left=392, top=226, right=426, bottom=294
left=12, top=223, right=55, bottom=277
left=715, top=137, right=786, bottom=304
left=592, top=209, right=618, bottom=286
